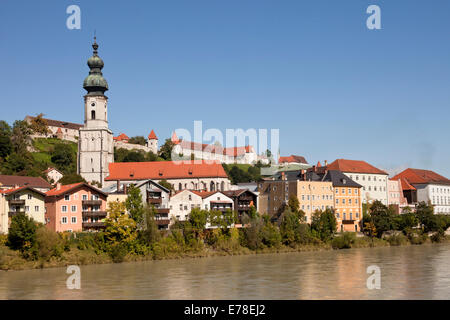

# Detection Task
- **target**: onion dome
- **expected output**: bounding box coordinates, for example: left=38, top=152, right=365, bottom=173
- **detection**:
left=83, top=37, right=108, bottom=96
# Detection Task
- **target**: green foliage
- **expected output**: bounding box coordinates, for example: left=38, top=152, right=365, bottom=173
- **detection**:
left=0, top=120, right=12, bottom=159
left=158, top=179, right=173, bottom=191
left=7, top=213, right=39, bottom=259
left=189, top=207, right=209, bottom=237
left=279, top=208, right=302, bottom=246
left=310, top=208, right=337, bottom=241
left=416, top=202, right=442, bottom=233
left=114, top=148, right=160, bottom=163
left=104, top=201, right=137, bottom=249
left=35, top=227, right=65, bottom=260
left=51, top=143, right=76, bottom=173
left=29, top=113, right=50, bottom=136
left=222, top=164, right=261, bottom=184
left=139, top=206, right=161, bottom=244
left=159, top=138, right=175, bottom=161
left=366, top=201, right=396, bottom=237
left=387, top=233, right=409, bottom=246
left=125, top=185, right=145, bottom=225
left=128, top=136, right=146, bottom=146
left=59, top=173, right=86, bottom=185
left=331, top=232, right=356, bottom=249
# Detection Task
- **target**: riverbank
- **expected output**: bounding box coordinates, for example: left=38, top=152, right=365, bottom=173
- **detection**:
left=2, top=234, right=449, bottom=271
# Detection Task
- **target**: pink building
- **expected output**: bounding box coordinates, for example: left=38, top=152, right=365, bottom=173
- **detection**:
left=45, top=183, right=108, bottom=232
left=387, top=178, right=408, bottom=213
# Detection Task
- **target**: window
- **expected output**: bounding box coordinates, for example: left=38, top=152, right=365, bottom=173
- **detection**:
left=342, top=199, right=346, bottom=204
left=62, top=205, right=68, bottom=212
left=71, top=205, right=77, bottom=212
left=336, top=199, right=339, bottom=204
left=179, top=204, right=183, bottom=210
left=62, top=217, right=68, bottom=224
left=35, top=206, right=39, bottom=212
left=188, top=195, right=192, bottom=201
left=91, top=110, right=96, bottom=119
left=336, top=189, right=338, bottom=194
left=64, top=194, right=70, bottom=201
left=25, top=206, right=29, bottom=212
left=71, top=217, right=77, bottom=224
left=349, top=199, right=352, bottom=205
left=342, top=189, right=345, bottom=194
left=348, top=189, right=352, bottom=194
left=92, top=194, right=99, bottom=200
left=28, top=194, right=32, bottom=200
left=82, top=194, right=87, bottom=200
left=355, top=189, right=358, bottom=194
left=302, top=195, right=305, bottom=200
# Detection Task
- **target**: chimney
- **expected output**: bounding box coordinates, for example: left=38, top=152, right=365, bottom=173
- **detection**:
left=301, top=170, right=306, bottom=181
left=281, top=172, right=286, bottom=181
left=123, top=184, right=128, bottom=195
left=324, top=160, right=328, bottom=166
left=313, top=165, right=317, bottom=172
left=117, top=180, right=120, bottom=193
left=56, top=183, right=61, bottom=191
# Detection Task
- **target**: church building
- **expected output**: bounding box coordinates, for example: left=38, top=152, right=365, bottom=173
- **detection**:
left=77, top=38, right=114, bottom=186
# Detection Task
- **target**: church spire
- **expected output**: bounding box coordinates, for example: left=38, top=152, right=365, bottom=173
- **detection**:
left=83, top=36, right=108, bottom=96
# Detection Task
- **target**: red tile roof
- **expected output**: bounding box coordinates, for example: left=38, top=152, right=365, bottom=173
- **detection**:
left=171, top=132, right=180, bottom=144
left=148, top=129, right=158, bottom=140
left=0, top=186, right=46, bottom=197
left=278, top=155, right=308, bottom=164
left=105, top=160, right=229, bottom=181
left=398, top=177, right=416, bottom=191
left=178, top=140, right=253, bottom=157
left=46, top=182, right=107, bottom=197
left=113, top=133, right=130, bottom=142
left=392, top=168, right=450, bottom=186
left=0, top=175, right=52, bottom=189
left=326, top=159, right=388, bottom=175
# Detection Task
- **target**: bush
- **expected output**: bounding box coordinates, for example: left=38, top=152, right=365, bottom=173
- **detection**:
left=331, top=232, right=356, bottom=249
left=261, top=223, right=281, bottom=248
left=35, top=227, right=64, bottom=260
left=407, top=231, right=428, bottom=245
left=7, top=213, right=39, bottom=259
left=387, top=233, right=409, bottom=246
left=109, top=243, right=128, bottom=263
left=431, top=230, right=446, bottom=243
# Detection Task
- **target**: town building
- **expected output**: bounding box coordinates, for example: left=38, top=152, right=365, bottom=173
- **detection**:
left=0, top=175, right=52, bottom=193
left=387, top=178, right=408, bottom=213
left=104, top=160, right=231, bottom=192
left=134, top=180, right=171, bottom=229
left=170, top=132, right=258, bottom=164
left=77, top=38, right=114, bottom=186
left=168, top=190, right=234, bottom=227
left=146, top=130, right=158, bottom=154
left=0, top=187, right=46, bottom=234
left=324, top=159, right=389, bottom=205
left=44, top=167, right=64, bottom=184
left=24, top=115, right=83, bottom=143
left=392, top=168, right=450, bottom=214
left=223, top=189, right=258, bottom=221
left=45, top=182, right=108, bottom=232
left=258, top=172, right=334, bottom=223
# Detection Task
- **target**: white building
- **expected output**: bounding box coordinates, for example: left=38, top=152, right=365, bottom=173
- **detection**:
left=326, top=159, right=389, bottom=205
left=77, top=38, right=114, bottom=186
left=44, top=167, right=63, bottom=184
left=393, top=168, right=450, bottom=214
left=24, top=116, right=83, bottom=143
left=171, top=132, right=258, bottom=164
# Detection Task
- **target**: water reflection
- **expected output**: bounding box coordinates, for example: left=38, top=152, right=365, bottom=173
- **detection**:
left=1, top=244, right=449, bottom=299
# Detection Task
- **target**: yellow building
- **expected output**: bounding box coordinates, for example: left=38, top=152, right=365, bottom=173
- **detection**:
left=296, top=180, right=334, bottom=223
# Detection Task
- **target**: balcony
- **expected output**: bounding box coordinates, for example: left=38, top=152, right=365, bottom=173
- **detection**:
left=155, top=219, right=170, bottom=226
left=147, top=198, right=162, bottom=205
left=156, top=208, right=170, bottom=214
left=9, top=199, right=25, bottom=206
left=82, top=222, right=105, bottom=229
left=82, top=200, right=102, bottom=206
left=342, top=219, right=356, bottom=224
left=82, top=211, right=107, bottom=218
left=9, top=211, right=25, bottom=217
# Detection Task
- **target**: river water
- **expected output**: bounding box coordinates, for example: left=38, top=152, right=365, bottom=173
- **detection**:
left=1, top=244, right=450, bottom=299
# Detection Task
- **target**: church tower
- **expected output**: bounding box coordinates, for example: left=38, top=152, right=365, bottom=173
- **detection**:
left=77, top=37, right=114, bottom=186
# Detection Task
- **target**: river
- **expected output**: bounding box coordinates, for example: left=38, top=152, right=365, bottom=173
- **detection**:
left=1, top=244, right=450, bottom=299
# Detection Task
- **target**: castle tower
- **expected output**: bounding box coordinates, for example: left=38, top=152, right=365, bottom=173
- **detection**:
left=77, top=37, right=114, bottom=186
left=147, top=129, right=158, bottom=154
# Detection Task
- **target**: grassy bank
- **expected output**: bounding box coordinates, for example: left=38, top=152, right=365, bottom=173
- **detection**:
left=1, top=233, right=448, bottom=271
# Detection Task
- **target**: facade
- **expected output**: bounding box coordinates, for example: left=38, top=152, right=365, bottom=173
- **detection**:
left=135, top=180, right=171, bottom=229
left=104, top=160, right=231, bottom=192
left=387, top=178, right=408, bottom=213
left=77, top=38, right=114, bottom=186
left=258, top=174, right=334, bottom=223
left=325, top=159, right=389, bottom=205
left=45, top=182, right=108, bottom=232
left=44, top=167, right=64, bottom=184
left=0, top=175, right=52, bottom=193
left=24, top=116, right=83, bottom=143
left=171, top=132, right=258, bottom=164
left=0, top=187, right=46, bottom=234
left=223, top=189, right=258, bottom=221
left=392, top=168, right=450, bottom=214
left=168, top=190, right=234, bottom=227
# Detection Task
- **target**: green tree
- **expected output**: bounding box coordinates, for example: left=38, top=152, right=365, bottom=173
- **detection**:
left=368, top=200, right=395, bottom=237
left=11, top=120, right=32, bottom=155
left=51, top=143, right=76, bottom=173
left=104, top=201, right=137, bottom=246
left=128, top=136, right=146, bottom=146
left=59, top=173, right=86, bottom=185
left=310, top=208, right=337, bottom=241
left=416, top=202, right=441, bottom=233
left=279, top=207, right=301, bottom=246
left=159, top=138, right=175, bottom=161
left=29, top=113, right=50, bottom=136
left=125, top=185, right=145, bottom=226
left=188, top=207, right=208, bottom=238
left=7, top=213, right=39, bottom=259
left=139, top=205, right=161, bottom=244
left=0, top=120, right=12, bottom=159
left=158, top=179, right=173, bottom=191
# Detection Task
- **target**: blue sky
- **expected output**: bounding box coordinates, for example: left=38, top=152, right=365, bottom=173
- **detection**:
left=1, top=0, right=450, bottom=177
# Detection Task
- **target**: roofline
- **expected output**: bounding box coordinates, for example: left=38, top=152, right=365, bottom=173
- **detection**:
left=46, top=183, right=108, bottom=197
